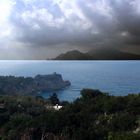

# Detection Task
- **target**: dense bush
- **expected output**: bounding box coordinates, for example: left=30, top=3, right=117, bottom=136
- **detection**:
left=0, top=90, right=140, bottom=140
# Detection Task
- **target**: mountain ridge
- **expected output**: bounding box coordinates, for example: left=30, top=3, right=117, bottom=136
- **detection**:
left=53, top=49, right=140, bottom=60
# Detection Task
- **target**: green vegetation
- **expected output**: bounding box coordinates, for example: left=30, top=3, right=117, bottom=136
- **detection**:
left=0, top=74, right=70, bottom=95
left=0, top=89, right=140, bottom=140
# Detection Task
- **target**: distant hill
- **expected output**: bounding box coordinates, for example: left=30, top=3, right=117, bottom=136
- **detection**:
left=54, top=49, right=140, bottom=60
left=54, top=50, right=92, bottom=60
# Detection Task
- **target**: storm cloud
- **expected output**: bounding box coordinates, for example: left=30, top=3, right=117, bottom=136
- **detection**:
left=0, top=0, right=140, bottom=59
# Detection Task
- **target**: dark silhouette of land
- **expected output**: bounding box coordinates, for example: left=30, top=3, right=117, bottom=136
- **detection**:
left=54, top=49, right=140, bottom=60
left=0, top=73, right=70, bottom=95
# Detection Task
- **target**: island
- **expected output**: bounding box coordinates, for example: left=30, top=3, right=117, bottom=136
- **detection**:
left=0, top=72, right=71, bottom=95
left=53, top=49, right=140, bottom=60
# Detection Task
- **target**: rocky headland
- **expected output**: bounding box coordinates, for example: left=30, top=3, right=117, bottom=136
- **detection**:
left=0, top=73, right=71, bottom=95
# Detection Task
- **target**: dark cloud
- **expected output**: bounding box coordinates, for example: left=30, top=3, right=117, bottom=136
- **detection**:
left=10, top=0, right=110, bottom=48
left=110, top=0, right=140, bottom=35
left=0, top=0, right=140, bottom=59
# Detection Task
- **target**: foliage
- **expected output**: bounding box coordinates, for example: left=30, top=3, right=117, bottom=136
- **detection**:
left=0, top=90, right=140, bottom=140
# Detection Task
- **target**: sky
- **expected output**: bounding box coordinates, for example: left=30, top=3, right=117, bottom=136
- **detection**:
left=0, top=0, right=140, bottom=59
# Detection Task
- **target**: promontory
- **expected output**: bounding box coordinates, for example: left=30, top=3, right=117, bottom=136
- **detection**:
left=0, top=73, right=71, bottom=95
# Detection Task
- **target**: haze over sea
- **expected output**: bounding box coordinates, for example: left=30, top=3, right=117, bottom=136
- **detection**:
left=0, top=60, right=140, bottom=101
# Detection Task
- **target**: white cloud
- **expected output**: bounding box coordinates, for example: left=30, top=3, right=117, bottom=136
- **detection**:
left=0, top=0, right=14, bottom=37
left=32, top=24, right=41, bottom=30
left=130, top=0, right=140, bottom=14
left=19, top=5, right=65, bottom=29
left=0, top=0, right=12, bottom=22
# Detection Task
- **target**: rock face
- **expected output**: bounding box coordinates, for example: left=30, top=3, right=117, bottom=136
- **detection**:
left=0, top=73, right=71, bottom=95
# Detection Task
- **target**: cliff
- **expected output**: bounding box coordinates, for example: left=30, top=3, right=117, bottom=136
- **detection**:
left=0, top=73, right=71, bottom=95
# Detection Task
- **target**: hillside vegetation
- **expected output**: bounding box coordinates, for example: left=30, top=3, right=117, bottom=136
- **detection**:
left=0, top=89, right=140, bottom=140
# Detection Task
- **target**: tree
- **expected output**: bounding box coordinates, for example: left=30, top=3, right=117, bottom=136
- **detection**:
left=49, top=93, right=59, bottom=105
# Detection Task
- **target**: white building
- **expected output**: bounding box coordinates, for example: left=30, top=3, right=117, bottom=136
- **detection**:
left=53, top=104, right=63, bottom=111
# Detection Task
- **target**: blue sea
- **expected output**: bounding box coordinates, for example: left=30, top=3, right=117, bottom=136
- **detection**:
left=0, top=60, right=140, bottom=101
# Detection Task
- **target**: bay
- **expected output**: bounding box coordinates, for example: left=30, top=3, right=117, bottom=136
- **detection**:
left=0, top=60, right=140, bottom=101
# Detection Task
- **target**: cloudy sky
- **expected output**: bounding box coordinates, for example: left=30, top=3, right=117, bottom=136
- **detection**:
left=0, top=0, right=140, bottom=59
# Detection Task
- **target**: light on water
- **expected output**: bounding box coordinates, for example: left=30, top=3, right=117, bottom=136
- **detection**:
left=0, top=60, right=140, bottom=101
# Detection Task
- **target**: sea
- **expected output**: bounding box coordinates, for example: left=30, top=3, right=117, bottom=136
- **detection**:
left=0, top=60, right=140, bottom=101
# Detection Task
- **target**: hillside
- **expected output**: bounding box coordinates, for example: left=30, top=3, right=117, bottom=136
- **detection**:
left=54, top=49, right=140, bottom=60
left=0, top=73, right=70, bottom=95
left=54, top=50, right=92, bottom=60
left=0, top=89, right=140, bottom=140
